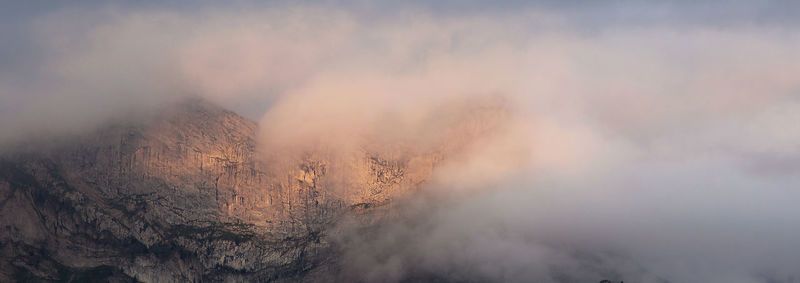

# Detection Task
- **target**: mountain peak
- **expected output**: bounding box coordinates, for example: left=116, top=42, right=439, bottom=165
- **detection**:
left=157, top=96, right=255, bottom=128
left=169, top=95, right=227, bottom=114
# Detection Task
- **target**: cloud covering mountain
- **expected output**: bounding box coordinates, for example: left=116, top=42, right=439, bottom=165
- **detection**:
left=2, top=1, right=800, bottom=282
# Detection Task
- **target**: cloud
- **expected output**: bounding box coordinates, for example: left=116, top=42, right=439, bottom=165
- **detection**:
left=2, top=2, right=800, bottom=282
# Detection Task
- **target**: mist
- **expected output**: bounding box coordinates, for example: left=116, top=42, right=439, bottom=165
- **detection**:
left=2, top=2, right=800, bottom=282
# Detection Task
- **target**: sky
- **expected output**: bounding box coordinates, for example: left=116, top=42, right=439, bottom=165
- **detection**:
left=2, top=1, right=800, bottom=282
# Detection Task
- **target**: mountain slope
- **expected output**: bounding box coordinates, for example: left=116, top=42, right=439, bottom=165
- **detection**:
left=0, top=98, right=320, bottom=281
left=0, top=97, right=509, bottom=282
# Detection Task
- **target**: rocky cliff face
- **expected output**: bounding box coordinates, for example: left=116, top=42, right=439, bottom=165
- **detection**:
left=0, top=97, right=508, bottom=282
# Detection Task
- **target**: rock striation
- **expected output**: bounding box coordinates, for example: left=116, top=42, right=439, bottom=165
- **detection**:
left=0, top=97, right=509, bottom=282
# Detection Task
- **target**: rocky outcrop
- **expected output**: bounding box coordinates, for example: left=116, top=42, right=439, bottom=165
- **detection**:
left=0, top=97, right=509, bottom=282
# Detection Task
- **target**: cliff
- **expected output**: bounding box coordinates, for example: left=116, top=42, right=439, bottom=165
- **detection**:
left=0, top=97, right=508, bottom=282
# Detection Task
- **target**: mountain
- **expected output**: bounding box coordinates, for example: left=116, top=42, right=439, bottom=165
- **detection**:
left=0, top=96, right=511, bottom=282
left=0, top=97, right=460, bottom=282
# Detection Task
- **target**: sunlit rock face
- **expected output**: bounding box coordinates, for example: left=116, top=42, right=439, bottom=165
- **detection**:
left=0, top=97, right=510, bottom=282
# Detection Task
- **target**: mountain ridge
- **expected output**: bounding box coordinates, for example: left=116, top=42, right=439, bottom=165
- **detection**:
left=0, top=96, right=510, bottom=281
left=0, top=97, right=435, bottom=281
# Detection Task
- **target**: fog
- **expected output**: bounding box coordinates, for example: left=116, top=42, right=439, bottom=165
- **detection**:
left=2, top=2, right=800, bottom=282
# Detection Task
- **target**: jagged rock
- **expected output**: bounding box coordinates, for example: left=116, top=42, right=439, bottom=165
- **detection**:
left=0, top=97, right=507, bottom=282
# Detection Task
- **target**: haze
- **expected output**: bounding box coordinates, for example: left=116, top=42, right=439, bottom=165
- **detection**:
left=2, top=1, right=800, bottom=282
